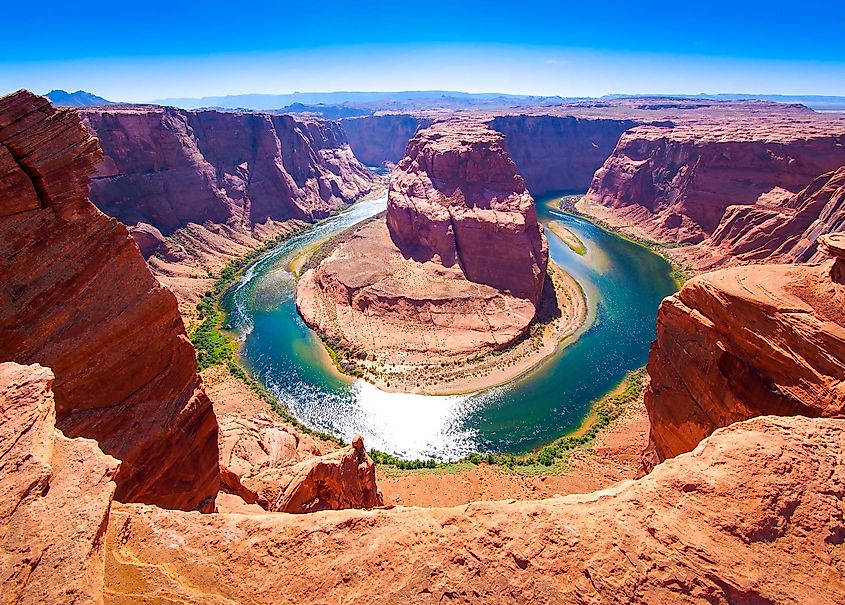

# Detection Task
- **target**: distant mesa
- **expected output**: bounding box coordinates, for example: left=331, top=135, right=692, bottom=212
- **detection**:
left=45, top=89, right=113, bottom=107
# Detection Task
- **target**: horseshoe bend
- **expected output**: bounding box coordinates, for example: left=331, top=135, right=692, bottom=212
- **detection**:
left=295, top=120, right=587, bottom=394
left=2, top=23, right=845, bottom=603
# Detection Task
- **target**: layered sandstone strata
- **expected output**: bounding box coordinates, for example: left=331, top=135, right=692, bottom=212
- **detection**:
left=586, top=118, right=845, bottom=244
left=0, top=90, right=219, bottom=509
left=386, top=120, right=548, bottom=304
left=295, top=121, right=584, bottom=393
left=488, top=114, right=638, bottom=194
left=105, top=415, right=845, bottom=604
left=643, top=233, right=845, bottom=467
left=83, top=105, right=376, bottom=233
left=678, top=165, right=845, bottom=269
left=0, top=362, right=119, bottom=605
left=341, top=113, right=433, bottom=166
left=82, top=106, right=381, bottom=317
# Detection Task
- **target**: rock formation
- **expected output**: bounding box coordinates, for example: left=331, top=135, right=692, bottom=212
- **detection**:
left=643, top=232, right=845, bottom=467
left=218, top=415, right=383, bottom=512
left=678, top=165, right=845, bottom=269
left=587, top=119, right=845, bottom=244
left=295, top=120, right=583, bottom=393
left=82, top=105, right=376, bottom=235
left=386, top=120, right=548, bottom=304
left=0, top=90, right=219, bottom=510
left=0, top=362, right=119, bottom=605
left=105, top=415, right=845, bottom=604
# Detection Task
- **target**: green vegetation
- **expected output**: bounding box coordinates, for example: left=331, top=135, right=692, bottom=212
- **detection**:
left=556, top=196, right=693, bottom=287
left=547, top=220, right=587, bottom=255
left=186, top=225, right=345, bottom=447
left=371, top=367, right=648, bottom=473
left=190, top=229, right=302, bottom=370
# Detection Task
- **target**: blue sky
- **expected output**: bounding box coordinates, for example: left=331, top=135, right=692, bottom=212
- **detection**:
left=2, top=0, right=844, bottom=101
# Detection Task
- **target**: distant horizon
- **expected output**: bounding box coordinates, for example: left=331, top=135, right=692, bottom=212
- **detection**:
left=36, top=88, right=845, bottom=113
left=4, top=1, right=843, bottom=101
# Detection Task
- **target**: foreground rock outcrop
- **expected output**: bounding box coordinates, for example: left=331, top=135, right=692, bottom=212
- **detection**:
left=0, top=362, right=119, bottom=605
left=105, top=415, right=845, bottom=604
left=0, top=90, right=219, bottom=509
left=218, top=415, right=382, bottom=512
left=644, top=232, right=845, bottom=467
left=587, top=117, right=845, bottom=244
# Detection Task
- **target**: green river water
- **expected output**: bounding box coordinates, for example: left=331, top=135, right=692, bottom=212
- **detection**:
left=223, top=192, right=677, bottom=460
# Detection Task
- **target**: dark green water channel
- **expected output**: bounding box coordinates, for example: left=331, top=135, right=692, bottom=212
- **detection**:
left=223, top=193, right=677, bottom=460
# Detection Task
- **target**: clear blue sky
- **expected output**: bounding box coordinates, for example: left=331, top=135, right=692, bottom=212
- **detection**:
left=2, top=0, right=843, bottom=101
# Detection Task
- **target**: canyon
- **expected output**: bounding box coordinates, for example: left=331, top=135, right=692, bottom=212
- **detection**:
left=340, top=100, right=845, bottom=270
left=81, top=104, right=381, bottom=318
left=295, top=120, right=587, bottom=393
left=2, top=87, right=845, bottom=603
left=0, top=90, right=382, bottom=518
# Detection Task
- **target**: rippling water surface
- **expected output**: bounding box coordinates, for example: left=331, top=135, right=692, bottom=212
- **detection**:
left=223, top=192, right=677, bottom=459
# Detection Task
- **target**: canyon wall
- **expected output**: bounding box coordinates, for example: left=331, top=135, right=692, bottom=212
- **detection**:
left=82, top=105, right=377, bottom=236
left=587, top=121, right=845, bottom=244
left=106, top=414, right=845, bottom=603
left=643, top=233, right=845, bottom=467
left=489, top=115, right=638, bottom=195
left=681, top=165, right=845, bottom=269
left=341, top=114, right=431, bottom=166
left=386, top=120, right=548, bottom=304
left=0, top=90, right=219, bottom=510
left=343, top=113, right=641, bottom=197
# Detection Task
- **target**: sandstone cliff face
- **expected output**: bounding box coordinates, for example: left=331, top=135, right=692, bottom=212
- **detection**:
left=680, top=165, right=845, bottom=269
left=489, top=115, right=638, bottom=195
left=0, top=90, right=219, bottom=510
left=105, top=415, right=845, bottom=604
left=387, top=120, right=548, bottom=304
left=588, top=121, right=845, bottom=243
left=0, top=362, right=119, bottom=605
left=343, top=113, right=640, bottom=196
left=82, top=105, right=376, bottom=236
left=341, top=114, right=431, bottom=166
left=643, top=235, right=845, bottom=467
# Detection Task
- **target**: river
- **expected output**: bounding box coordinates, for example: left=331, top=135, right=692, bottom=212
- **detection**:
left=223, top=193, right=677, bottom=460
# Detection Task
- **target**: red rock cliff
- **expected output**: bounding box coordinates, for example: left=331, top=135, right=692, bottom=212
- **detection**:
left=489, top=114, right=638, bottom=195
left=341, top=113, right=432, bottom=166
left=643, top=233, right=845, bottom=468
left=0, top=90, right=219, bottom=510
left=680, top=165, right=845, bottom=269
left=588, top=120, right=845, bottom=243
left=82, top=106, right=376, bottom=236
left=343, top=113, right=640, bottom=196
left=386, top=120, right=548, bottom=305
